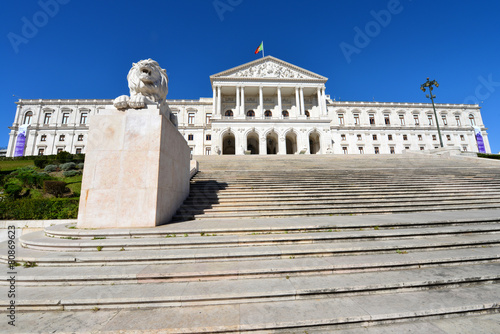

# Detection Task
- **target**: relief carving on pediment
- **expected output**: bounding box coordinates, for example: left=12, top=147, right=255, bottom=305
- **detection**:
left=230, top=62, right=308, bottom=79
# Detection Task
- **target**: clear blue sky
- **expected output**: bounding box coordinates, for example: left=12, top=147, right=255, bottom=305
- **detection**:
left=1, top=0, right=499, bottom=153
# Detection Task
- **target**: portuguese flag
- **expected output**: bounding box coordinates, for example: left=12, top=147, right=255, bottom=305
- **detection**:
left=255, top=41, right=264, bottom=55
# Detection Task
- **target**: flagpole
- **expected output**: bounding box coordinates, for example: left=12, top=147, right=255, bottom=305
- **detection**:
left=262, top=42, right=265, bottom=58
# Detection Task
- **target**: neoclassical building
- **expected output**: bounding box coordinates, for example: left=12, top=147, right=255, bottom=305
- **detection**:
left=6, top=56, right=491, bottom=157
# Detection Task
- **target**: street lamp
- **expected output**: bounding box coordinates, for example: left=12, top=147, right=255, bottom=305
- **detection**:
left=420, top=78, right=443, bottom=148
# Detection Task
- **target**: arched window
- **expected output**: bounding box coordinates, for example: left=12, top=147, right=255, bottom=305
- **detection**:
left=264, top=110, right=272, bottom=118
left=305, top=110, right=310, bottom=118
left=225, top=110, right=234, bottom=117
left=469, top=114, right=476, bottom=126
left=282, top=110, right=289, bottom=118
left=247, top=110, right=255, bottom=117
left=23, top=111, right=33, bottom=125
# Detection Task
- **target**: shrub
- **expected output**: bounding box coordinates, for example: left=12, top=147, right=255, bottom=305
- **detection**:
left=43, top=180, right=67, bottom=198
left=0, top=198, right=79, bottom=220
left=44, top=164, right=59, bottom=173
left=4, top=183, right=23, bottom=199
left=34, top=155, right=49, bottom=168
left=60, top=162, right=76, bottom=171
left=477, top=153, right=500, bottom=160
left=11, top=168, right=51, bottom=189
left=56, top=151, right=73, bottom=164
left=76, top=163, right=84, bottom=170
left=63, top=170, right=80, bottom=177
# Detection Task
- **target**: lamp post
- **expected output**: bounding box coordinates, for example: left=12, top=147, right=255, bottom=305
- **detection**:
left=420, top=78, right=443, bottom=148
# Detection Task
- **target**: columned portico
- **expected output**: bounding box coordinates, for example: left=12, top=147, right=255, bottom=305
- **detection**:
left=209, top=55, right=330, bottom=155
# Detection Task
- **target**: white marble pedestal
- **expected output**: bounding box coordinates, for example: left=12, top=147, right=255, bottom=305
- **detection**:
left=77, top=104, right=190, bottom=228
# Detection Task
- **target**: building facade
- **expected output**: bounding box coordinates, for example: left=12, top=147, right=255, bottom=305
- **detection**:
left=6, top=56, right=491, bottom=157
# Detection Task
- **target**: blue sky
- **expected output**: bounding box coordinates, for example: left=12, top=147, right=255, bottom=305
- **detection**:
left=1, top=0, right=499, bottom=153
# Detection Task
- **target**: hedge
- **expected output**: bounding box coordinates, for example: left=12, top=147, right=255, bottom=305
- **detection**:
left=0, top=198, right=79, bottom=220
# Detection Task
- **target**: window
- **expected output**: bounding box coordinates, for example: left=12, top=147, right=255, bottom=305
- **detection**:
left=338, top=114, right=344, bottom=125
left=57, top=148, right=63, bottom=153
left=446, top=135, right=451, bottom=141
left=75, top=148, right=82, bottom=154
left=354, top=114, right=360, bottom=125
left=38, top=148, right=44, bottom=156
left=427, top=115, right=433, bottom=126
left=374, top=147, right=380, bottom=154
left=442, top=115, right=447, bottom=125
left=432, top=135, right=437, bottom=141
left=24, top=111, right=33, bottom=125
left=341, top=134, right=346, bottom=141
left=78, top=134, right=84, bottom=141
left=369, top=115, right=375, bottom=125
left=469, top=114, right=476, bottom=126
left=462, top=146, right=468, bottom=152
left=264, top=110, right=272, bottom=118
left=246, top=110, right=255, bottom=117
left=403, top=134, right=408, bottom=141
left=418, top=135, right=423, bottom=141
left=205, top=147, right=211, bottom=155
left=390, top=147, right=395, bottom=154
left=405, top=147, right=410, bottom=150
left=342, top=147, right=348, bottom=154
left=414, top=115, right=420, bottom=125
left=384, top=115, right=390, bottom=125
left=305, top=110, right=310, bottom=118
left=388, top=134, right=393, bottom=141
left=188, top=113, right=196, bottom=124
left=357, top=134, right=362, bottom=141
left=399, top=114, right=405, bottom=125
left=44, top=113, right=51, bottom=125
left=420, top=147, right=425, bottom=151
left=282, top=110, right=289, bottom=118
left=455, top=115, right=461, bottom=126
left=80, top=113, right=88, bottom=124
left=40, top=135, right=47, bottom=142
left=372, top=134, right=378, bottom=141
left=358, top=147, right=364, bottom=154
left=188, top=134, right=194, bottom=141
left=62, top=113, right=69, bottom=125
left=206, top=113, right=212, bottom=124
left=59, top=135, right=65, bottom=141
left=206, top=134, right=211, bottom=141
left=460, top=135, right=465, bottom=141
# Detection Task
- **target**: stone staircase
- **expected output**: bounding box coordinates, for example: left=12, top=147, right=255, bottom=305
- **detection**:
left=1, top=154, right=499, bottom=333
left=174, top=154, right=500, bottom=220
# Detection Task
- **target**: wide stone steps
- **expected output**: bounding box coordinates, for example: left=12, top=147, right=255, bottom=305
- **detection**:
left=173, top=155, right=500, bottom=220
left=1, top=264, right=498, bottom=311
left=17, top=223, right=500, bottom=251
left=2, top=247, right=499, bottom=286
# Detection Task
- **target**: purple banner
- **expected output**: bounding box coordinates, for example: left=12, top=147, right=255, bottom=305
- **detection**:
left=13, top=125, right=28, bottom=157
left=473, top=126, right=486, bottom=153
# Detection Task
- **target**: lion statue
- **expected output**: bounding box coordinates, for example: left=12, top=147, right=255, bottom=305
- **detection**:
left=113, top=59, right=169, bottom=109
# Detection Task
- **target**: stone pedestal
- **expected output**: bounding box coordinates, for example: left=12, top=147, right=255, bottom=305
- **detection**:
left=77, top=104, right=190, bottom=228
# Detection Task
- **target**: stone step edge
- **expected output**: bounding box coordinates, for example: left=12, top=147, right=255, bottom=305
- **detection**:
left=178, top=204, right=500, bottom=219
left=2, top=270, right=499, bottom=311
left=192, top=198, right=500, bottom=212
left=4, top=237, right=500, bottom=265
left=2, top=253, right=499, bottom=286
left=22, top=225, right=500, bottom=250
left=44, top=213, right=500, bottom=238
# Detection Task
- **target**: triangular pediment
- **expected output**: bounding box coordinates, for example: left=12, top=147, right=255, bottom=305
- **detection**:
left=211, top=56, right=327, bottom=82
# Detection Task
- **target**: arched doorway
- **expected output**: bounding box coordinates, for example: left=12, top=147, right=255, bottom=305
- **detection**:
left=247, top=110, right=255, bottom=117
left=222, top=132, right=235, bottom=155
left=266, top=131, right=279, bottom=155
left=264, top=110, right=272, bottom=118
left=225, top=110, right=234, bottom=117
left=247, top=132, right=259, bottom=155
left=286, top=131, right=297, bottom=155
left=309, top=131, right=320, bottom=154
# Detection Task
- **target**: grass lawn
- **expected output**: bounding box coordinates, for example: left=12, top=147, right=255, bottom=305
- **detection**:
left=0, top=160, right=35, bottom=172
